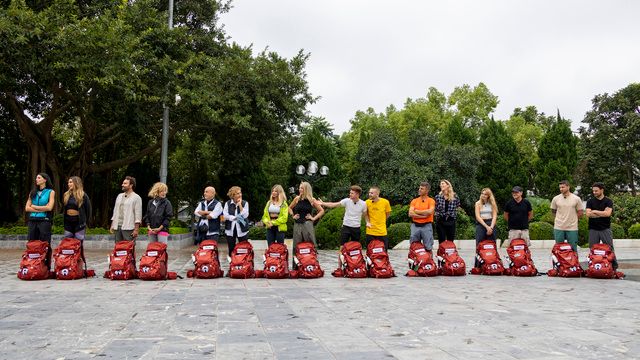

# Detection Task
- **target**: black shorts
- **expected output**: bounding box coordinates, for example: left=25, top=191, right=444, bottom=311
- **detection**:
left=340, top=226, right=361, bottom=244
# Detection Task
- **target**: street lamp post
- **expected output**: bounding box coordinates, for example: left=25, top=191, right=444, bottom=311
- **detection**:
left=289, top=161, right=329, bottom=195
left=159, top=0, right=174, bottom=184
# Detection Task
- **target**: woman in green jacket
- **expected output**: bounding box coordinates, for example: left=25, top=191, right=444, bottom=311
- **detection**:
left=261, top=185, right=289, bottom=246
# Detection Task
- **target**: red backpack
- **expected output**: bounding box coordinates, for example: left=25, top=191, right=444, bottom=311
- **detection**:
left=17, top=240, right=50, bottom=280
left=292, top=241, right=324, bottom=279
left=585, top=243, right=624, bottom=279
left=547, top=242, right=583, bottom=278
left=53, top=238, right=87, bottom=280
left=229, top=241, right=255, bottom=279
left=187, top=240, right=224, bottom=278
left=139, top=242, right=171, bottom=280
left=332, top=241, right=367, bottom=278
left=437, top=241, right=466, bottom=276
left=406, top=241, right=438, bottom=277
left=260, top=243, right=289, bottom=279
left=366, top=239, right=395, bottom=278
left=105, top=240, right=137, bottom=280
left=505, top=238, right=538, bottom=276
left=471, top=240, right=506, bottom=275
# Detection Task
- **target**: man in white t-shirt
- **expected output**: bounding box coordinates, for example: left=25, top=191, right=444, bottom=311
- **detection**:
left=318, top=185, right=368, bottom=244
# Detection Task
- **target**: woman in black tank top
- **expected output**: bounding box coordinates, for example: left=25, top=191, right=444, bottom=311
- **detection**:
left=288, top=182, right=324, bottom=268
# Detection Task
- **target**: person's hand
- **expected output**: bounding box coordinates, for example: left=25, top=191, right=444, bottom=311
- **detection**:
left=265, top=221, right=272, bottom=229
left=132, top=229, right=139, bottom=238
left=109, top=228, right=114, bottom=234
left=293, top=214, right=300, bottom=220
left=305, top=214, right=314, bottom=221
left=366, top=222, right=372, bottom=228
left=486, top=227, right=493, bottom=235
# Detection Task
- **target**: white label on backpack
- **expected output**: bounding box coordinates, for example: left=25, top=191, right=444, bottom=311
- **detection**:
left=560, top=245, right=572, bottom=250
left=445, top=249, right=455, bottom=255
left=483, top=244, right=495, bottom=250
left=269, top=253, right=281, bottom=258
left=236, top=248, right=248, bottom=254
left=513, top=245, right=525, bottom=250
left=115, top=250, right=128, bottom=256
left=299, top=248, right=311, bottom=254
left=349, top=250, right=360, bottom=256
left=147, top=251, right=158, bottom=257
left=202, top=245, right=215, bottom=250
left=594, top=250, right=606, bottom=255
left=372, top=248, right=384, bottom=254
left=415, top=248, right=426, bottom=254
left=28, top=253, right=41, bottom=259
left=199, top=251, right=208, bottom=256
left=61, top=249, right=75, bottom=255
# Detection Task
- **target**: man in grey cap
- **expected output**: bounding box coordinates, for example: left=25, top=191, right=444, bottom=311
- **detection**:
left=503, top=186, right=533, bottom=247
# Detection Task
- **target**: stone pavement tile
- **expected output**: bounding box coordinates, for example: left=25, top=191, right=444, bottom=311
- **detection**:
left=215, top=341, right=274, bottom=359
left=332, top=350, right=395, bottom=359
left=387, top=346, right=459, bottom=360
left=95, top=338, right=161, bottom=359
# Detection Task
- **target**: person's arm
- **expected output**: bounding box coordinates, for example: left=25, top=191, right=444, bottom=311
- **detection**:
left=318, top=199, right=342, bottom=208
left=365, top=205, right=371, bottom=228
left=209, top=202, right=223, bottom=219
left=490, top=206, right=497, bottom=229
left=196, top=201, right=210, bottom=217
left=25, top=197, right=34, bottom=213
left=30, top=190, right=56, bottom=212
left=261, top=201, right=271, bottom=226
left=591, top=207, right=612, bottom=218
left=240, top=201, right=249, bottom=219
left=385, top=201, right=391, bottom=220
left=528, top=211, right=533, bottom=221
left=576, top=199, right=584, bottom=218
left=223, top=202, right=236, bottom=222
left=133, top=197, right=142, bottom=237
left=474, top=202, right=483, bottom=224
left=85, top=195, right=92, bottom=227
left=550, top=198, right=557, bottom=218
left=503, top=211, right=510, bottom=222
left=161, top=200, right=173, bottom=231
left=309, top=199, right=325, bottom=221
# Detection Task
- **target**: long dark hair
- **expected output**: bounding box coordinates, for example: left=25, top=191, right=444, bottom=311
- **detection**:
left=29, top=173, right=54, bottom=199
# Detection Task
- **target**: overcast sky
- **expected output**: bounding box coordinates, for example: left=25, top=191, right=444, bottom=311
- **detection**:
left=221, top=1, right=640, bottom=134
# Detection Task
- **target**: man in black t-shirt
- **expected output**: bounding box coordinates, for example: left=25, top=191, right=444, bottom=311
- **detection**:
left=503, top=186, right=533, bottom=247
left=586, top=182, right=617, bottom=269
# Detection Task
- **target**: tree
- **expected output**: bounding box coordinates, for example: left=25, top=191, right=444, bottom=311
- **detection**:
left=477, top=118, right=527, bottom=207
left=447, top=83, right=499, bottom=130
left=578, top=83, right=640, bottom=195
left=535, top=116, right=578, bottom=197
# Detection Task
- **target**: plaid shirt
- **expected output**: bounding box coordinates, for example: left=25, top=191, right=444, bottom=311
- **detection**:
left=434, top=194, right=460, bottom=219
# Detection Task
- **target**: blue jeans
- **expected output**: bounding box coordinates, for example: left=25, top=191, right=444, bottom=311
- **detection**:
left=266, top=226, right=285, bottom=246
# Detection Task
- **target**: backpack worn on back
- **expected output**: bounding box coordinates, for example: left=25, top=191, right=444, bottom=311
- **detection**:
left=17, top=240, right=50, bottom=280
left=406, top=241, right=438, bottom=277
left=367, top=239, right=395, bottom=278
left=332, top=241, right=367, bottom=278
left=292, top=241, right=324, bottom=279
left=437, top=241, right=466, bottom=276
left=139, top=242, right=168, bottom=280
left=471, top=240, right=506, bottom=275
left=585, top=243, right=624, bottom=279
left=547, top=242, right=583, bottom=278
left=53, top=238, right=86, bottom=280
left=505, top=238, right=538, bottom=276
left=187, top=240, right=224, bottom=278
left=105, top=240, right=137, bottom=280
left=261, top=243, right=289, bottom=279
left=229, top=241, right=255, bottom=279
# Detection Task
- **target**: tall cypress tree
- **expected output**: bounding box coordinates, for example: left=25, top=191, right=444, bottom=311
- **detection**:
left=535, top=113, right=578, bottom=198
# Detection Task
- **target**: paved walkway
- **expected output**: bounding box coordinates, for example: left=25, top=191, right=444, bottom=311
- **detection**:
left=0, top=247, right=639, bottom=359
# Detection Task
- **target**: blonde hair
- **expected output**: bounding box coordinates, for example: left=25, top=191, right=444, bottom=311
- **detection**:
left=477, top=187, right=497, bottom=211
left=227, top=186, right=241, bottom=199
left=299, top=182, right=314, bottom=203
left=439, top=179, right=456, bottom=201
left=63, top=176, right=85, bottom=207
left=148, top=182, right=168, bottom=198
left=271, top=184, right=287, bottom=204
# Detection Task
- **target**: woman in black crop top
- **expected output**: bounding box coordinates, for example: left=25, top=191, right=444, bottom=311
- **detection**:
left=62, top=176, right=92, bottom=241
left=288, top=182, right=324, bottom=268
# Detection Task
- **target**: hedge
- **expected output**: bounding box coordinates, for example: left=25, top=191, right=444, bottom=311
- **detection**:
left=611, top=223, right=626, bottom=239
left=388, top=204, right=410, bottom=225
left=529, top=221, right=554, bottom=240
left=628, top=223, right=640, bottom=239
left=387, top=222, right=411, bottom=248
left=315, top=207, right=346, bottom=249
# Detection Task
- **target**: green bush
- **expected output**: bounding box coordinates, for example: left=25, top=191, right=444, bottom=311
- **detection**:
left=495, top=216, right=507, bottom=241
left=611, top=223, right=626, bottom=239
left=387, top=222, right=411, bottom=248
left=315, top=207, right=345, bottom=249
left=628, top=223, right=640, bottom=239
left=86, top=227, right=111, bottom=235
left=170, top=219, right=188, bottom=228
left=248, top=226, right=267, bottom=240
left=578, top=216, right=588, bottom=246
left=456, top=208, right=472, bottom=230
left=611, top=194, right=640, bottom=230
left=529, top=221, right=554, bottom=240
left=458, top=225, right=475, bottom=240
left=539, top=211, right=555, bottom=225
left=53, top=214, right=64, bottom=227
left=529, top=197, right=552, bottom=222
left=171, top=227, right=191, bottom=235
left=388, top=204, right=410, bottom=225
left=0, top=226, right=28, bottom=234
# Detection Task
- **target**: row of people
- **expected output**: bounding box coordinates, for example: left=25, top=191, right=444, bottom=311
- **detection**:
left=25, top=173, right=616, bottom=270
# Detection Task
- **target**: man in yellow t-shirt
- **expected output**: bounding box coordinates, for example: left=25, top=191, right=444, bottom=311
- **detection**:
left=409, top=181, right=436, bottom=250
left=365, top=186, right=392, bottom=250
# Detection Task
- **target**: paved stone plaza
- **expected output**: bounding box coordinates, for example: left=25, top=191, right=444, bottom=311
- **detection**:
left=1, top=246, right=639, bottom=360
